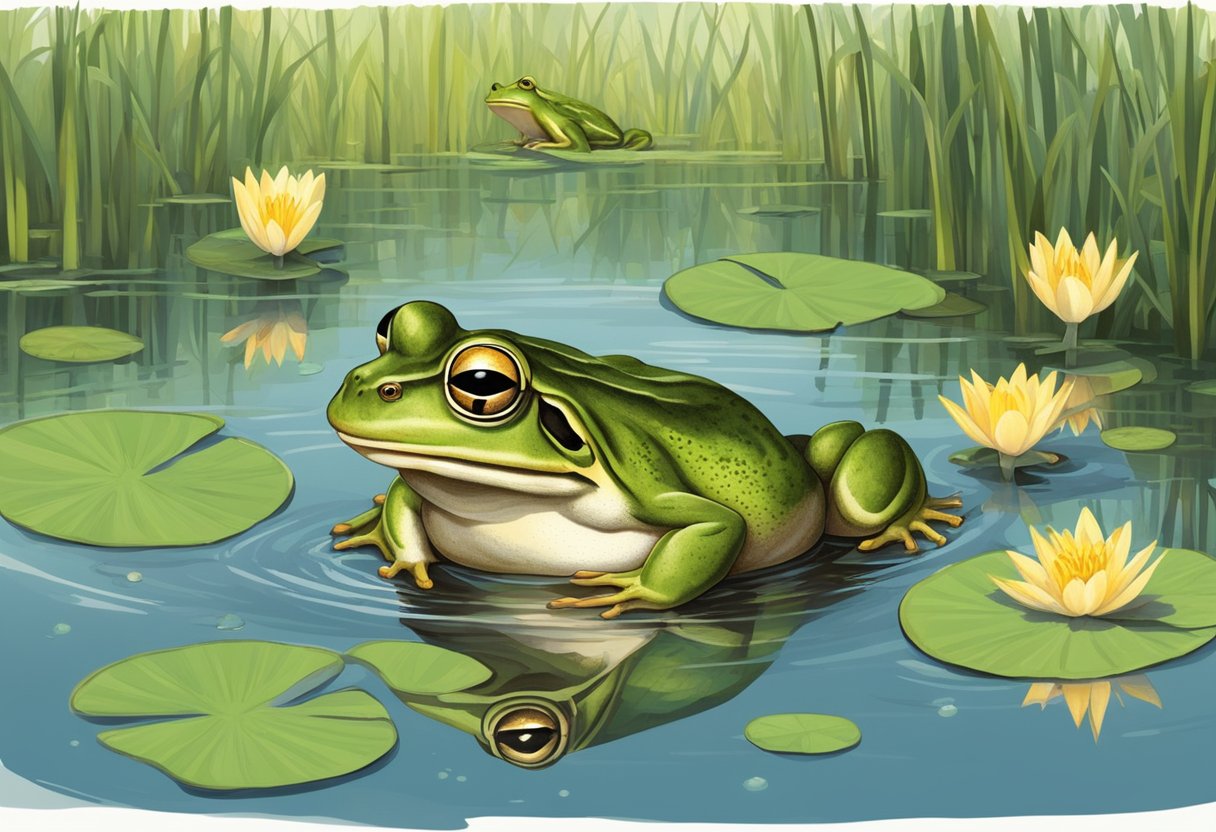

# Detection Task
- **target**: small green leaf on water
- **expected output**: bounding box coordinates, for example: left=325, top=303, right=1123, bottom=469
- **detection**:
left=71, top=641, right=395, bottom=791
left=744, top=713, right=861, bottom=755
left=899, top=551, right=1216, bottom=679
left=19, top=326, right=143, bottom=363
left=901, top=292, right=986, bottom=318
left=1187, top=380, right=1216, bottom=396
left=348, top=640, right=493, bottom=695
left=663, top=252, right=944, bottom=333
left=1100, top=426, right=1176, bottom=452
left=737, top=204, right=822, bottom=218
left=878, top=209, right=933, bottom=219
left=0, top=411, right=293, bottom=547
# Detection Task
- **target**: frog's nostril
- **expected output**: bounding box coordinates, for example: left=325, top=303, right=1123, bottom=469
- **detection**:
left=491, top=83, right=500, bottom=91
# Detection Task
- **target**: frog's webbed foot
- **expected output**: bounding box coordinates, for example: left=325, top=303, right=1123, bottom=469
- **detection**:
left=857, top=495, right=964, bottom=553
left=330, top=487, right=436, bottom=590
left=550, top=569, right=656, bottom=619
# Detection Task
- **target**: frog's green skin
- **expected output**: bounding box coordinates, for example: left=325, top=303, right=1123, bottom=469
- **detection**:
left=326, top=301, right=962, bottom=618
left=368, top=579, right=830, bottom=768
left=485, top=76, right=653, bottom=152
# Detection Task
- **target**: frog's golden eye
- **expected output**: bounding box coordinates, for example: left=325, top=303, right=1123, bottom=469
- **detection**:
left=445, top=344, right=525, bottom=421
left=518, top=77, right=535, bottom=90
left=490, top=707, right=563, bottom=768
left=375, top=305, right=403, bottom=354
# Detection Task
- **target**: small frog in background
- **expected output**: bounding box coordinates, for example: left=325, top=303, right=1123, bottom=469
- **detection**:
left=485, top=76, right=654, bottom=151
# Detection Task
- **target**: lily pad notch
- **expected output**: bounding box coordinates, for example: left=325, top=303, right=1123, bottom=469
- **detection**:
left=662, top=252, right=944, bottom=333
left=0, top=410, right=293, bottom=546
left=70, top=641, right=396, bottom=791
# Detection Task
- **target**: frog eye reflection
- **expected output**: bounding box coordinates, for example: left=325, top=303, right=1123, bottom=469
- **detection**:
left=518, top=77, right=535, bottom=90
left=491, top=707, right=562, bottom=767
left=445, top=344, right=525, bottom=421
left=375, top=305, right=403, bottom=354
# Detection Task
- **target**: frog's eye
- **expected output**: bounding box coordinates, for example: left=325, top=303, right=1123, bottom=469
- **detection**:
left=518, top=77, right=535, bottom=90
left=490, top=706, right=564, bottom=768
left=445, top=344, right=525, bottom=421
left=375, top=305, right=403, bottom=354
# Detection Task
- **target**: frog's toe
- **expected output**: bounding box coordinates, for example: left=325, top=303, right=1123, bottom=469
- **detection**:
left=909, top=520, right=947, bottom=546
left=926, top=494, right=963, bottom=510
left=373, top=493, right=386, bottom=506
left=379, top=560, right=433, bottom=590
left=858, top=498, right=963, bottom=553
left=568, top=568, right=642, bottom=589
left=858, top=526, right=918, bottom=553
left=922, top=508, right=964, bottom=527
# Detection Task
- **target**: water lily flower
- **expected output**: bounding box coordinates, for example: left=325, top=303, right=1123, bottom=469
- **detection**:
left=230, top=166, right=326, bottom=259
left=938, top=363, right=1074, bottom=480
left=1023, top=675, right=1161, bottom=741
left=1026, top=229, right=1138, bottom=352
left=991, top=507, right=1164, bottom=618
left=220, top=301, right=308, bottom=368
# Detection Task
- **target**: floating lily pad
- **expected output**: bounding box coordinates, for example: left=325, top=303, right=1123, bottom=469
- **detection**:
left=1187, top=380, right=1216, bottom=396
left=899, top=551, right=1216, bottom=679
left=19, top=326, right=144, bottom=363
left=948, top=448, right=1064, bottom=470
left=159, top=194, right=230, bottom=206
left=879, top=209, right=933, bottom=219
left=348, top=641, right=493, bottom=695
left=921, top=270, right=983, bottom=284
left=0, top=410, right=293, bottom=546
left=901, top=292, right=986, bottom=318
left=663, top=253, right=944, bottom=333
left=737, top=205, right=822, bottom=218
left=71, top=641, right=395, bottom=790
left=1055, top=360, right=1144, bottom=395
left=1100, top=426, right=1176, bottom=452
left=744, top=714, right=861, bottom=755
left=187, top=229, right=343, bottom=280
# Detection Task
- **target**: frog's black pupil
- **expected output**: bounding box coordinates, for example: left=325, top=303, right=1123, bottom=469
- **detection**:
left=497, top=727, right=554, bottom=755
left=376, top=306, right=403, bottom=340
left=451, top=370, right=516, bottom=397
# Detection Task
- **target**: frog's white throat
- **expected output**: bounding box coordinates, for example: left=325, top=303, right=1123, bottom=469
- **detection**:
left=487, top=102, right=548, bottom=142
left=335, top=432, right=590, bottom=497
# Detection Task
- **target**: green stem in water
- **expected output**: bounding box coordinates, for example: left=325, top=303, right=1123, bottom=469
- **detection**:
left=273, top=254, right=284, bottom=270
left=1062, top=322, right=1079, bottom=368
left=998, top=452, right=1017, bottom=482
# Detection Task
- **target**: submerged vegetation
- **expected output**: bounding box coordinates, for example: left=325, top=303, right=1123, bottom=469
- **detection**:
left=1, top=4, right=1215, bottom=356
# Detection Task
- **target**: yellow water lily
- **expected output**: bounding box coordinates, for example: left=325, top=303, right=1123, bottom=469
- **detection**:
left=1023, top=675, right=1161, bottom=741
left=1026, top=230, right=1138, bottom=352
left=991, top=508, right=1164, bottom=618
left=220, top=301, right=308, bottom=368
left=938, top=363, right=1074, bottom=479
left=231, top=166, right=326, bottom=258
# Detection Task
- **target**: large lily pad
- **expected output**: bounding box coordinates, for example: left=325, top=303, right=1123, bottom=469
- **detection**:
left=0, top=410, right=293, bottom=546
left=187, top=228, right=343, bottom=280
left=19, top=326, right=144, bottom=363
left=71, top=641, right=395, bottom=790
left=348, top=641, right=493, bottom=695
left=744, top=714, right=861, bottom=755
left=899, top=551, right=1216, bottom=679
left=1101, top=426, right=1176, bottom=452
left=663, top=253, right=944, bottom=332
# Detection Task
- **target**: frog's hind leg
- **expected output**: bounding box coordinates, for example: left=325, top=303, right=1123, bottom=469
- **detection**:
left=808, top=421, right=962, bottom=554
left=331, top=477, right=437, bottom=589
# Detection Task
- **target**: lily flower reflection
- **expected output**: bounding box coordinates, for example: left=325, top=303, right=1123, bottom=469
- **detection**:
left=1023, top=675, right=1161, bottom=741
left=220, top=301, right=308, bottom=368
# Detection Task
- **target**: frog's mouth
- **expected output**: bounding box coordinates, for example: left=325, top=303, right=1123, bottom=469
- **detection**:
left=335, top=432, right=591, bottom=496
left=486, top=102, right=547, bottom=142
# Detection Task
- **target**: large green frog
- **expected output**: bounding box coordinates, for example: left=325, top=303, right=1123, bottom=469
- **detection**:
left=485, top=76, right=653, bottom=151
left=326, top=301, right=962, bottom=618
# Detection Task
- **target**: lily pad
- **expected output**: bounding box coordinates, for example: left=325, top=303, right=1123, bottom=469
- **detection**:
left=737, top=205, right=822, bottom=218
left=0, top=410, right=293, bottom=546
left=899, top=551, right=1216, bottom=679
left=71, top=641, right=395, bottom=790
left=901, top=292, right=986, bottom=318
left=663, top=253, right=944, bottom=333
left=948, top=447, right=1063, bottom=470
left=1055, top=360, right=1144, bottom=396
left=348, top=641, right=493, bottom=695
left=1100, top=426, right=1176, bottom=452
left=159, top=194, right=230, bottom=206
left=187, top=229, right=343, bottom=280
left=744, top=714, right=861, bottom=755
left=879, top=209, right=933, bottom=220
left=19, top=326, right=144, bottom=363
left=1187, top=380, right=1216, bottom=396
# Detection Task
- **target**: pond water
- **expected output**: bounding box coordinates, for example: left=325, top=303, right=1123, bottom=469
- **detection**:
left=1, top=156, right=1215, bottom=828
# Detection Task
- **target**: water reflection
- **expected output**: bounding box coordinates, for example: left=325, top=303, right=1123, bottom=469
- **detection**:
left=1022, top=675, right=1162, bottom=741
left=221, top=299, right=309, bottom=369
left=385, top=543, right=863, bottom=768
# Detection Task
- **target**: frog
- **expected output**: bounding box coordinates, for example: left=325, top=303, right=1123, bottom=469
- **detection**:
left=484, top=76, right=653, bottom=152
left=326, top=301, right=963, bottom=619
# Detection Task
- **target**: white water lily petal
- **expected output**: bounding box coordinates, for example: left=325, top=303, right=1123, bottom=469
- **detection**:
left=264, top=219, right=288, bottom=256
left=1061, top=578, right=1091, bottom=615
left=991, top=576, right=1069, bottom=616
left=1055, top=276, right=1095, bottom=323
left=993, top=409, right=1032, bottom=456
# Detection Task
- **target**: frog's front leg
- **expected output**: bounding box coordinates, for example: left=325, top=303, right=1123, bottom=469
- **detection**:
left=810, top=421, right=963, bottom=553
left=523, top=117, right=591, bottom=152
left=330, top=476, right=437, bottom=589
left=548, top=493, right=745, bottom=619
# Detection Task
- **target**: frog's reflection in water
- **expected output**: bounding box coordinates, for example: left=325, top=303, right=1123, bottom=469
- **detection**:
left=386, top=539, right=866, bottom=768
